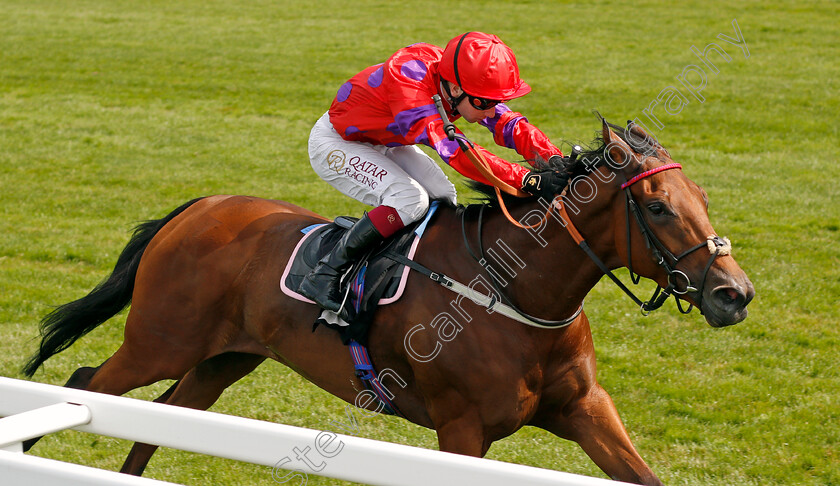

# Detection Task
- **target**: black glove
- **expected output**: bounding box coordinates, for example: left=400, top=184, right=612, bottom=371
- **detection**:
left=522, top=169, right=570, bottom=199
left=547, top=154, right=567, bottom=167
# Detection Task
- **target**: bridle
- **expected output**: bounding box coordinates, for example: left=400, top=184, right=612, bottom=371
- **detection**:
left=620, top=163, right=732, bottom=314
left=431, top=98, right=732, bottom=321
left=460, top=159, right=732, bottom=326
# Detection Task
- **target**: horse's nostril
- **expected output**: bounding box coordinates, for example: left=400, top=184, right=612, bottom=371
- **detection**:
left=723, top=288, right=739, bottom=303
left=712, top=286, right=745, bottom=309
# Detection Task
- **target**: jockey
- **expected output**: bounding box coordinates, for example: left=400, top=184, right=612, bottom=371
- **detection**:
left=299, top=31, right=569, bottom=313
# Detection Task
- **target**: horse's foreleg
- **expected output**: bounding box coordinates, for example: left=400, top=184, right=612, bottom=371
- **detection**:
left=434, top=407, right=489, bottom=457
left=535, top=384, right=663, bottom=486
left=119, top=352, right=265, bottom=476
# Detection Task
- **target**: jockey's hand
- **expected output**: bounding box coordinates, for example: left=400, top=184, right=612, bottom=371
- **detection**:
left=522, top=169, right=570, bottom=200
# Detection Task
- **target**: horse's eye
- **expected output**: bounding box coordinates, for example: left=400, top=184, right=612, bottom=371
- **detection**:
left=647, top=202, right=666, bottom=216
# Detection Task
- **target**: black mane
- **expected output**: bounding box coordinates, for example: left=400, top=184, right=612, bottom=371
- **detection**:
left=466, top=119, right=663, bottom=206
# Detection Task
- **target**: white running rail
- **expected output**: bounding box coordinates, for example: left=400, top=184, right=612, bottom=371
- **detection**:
left=0, top=377, right=632, bottom=486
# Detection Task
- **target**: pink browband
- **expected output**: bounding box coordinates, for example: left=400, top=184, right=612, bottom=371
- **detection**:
left=620, top=163, right=683, bottom=189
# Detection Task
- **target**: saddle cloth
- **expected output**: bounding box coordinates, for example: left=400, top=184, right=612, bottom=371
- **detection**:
left=280, top=202, right=440, bottom=345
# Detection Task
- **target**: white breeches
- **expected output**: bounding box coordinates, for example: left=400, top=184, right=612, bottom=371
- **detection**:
left=308, top=112, right=457, bottom=225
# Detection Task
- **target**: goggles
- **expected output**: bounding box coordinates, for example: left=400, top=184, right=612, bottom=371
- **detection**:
left=466, top=94, right=503, bottom=111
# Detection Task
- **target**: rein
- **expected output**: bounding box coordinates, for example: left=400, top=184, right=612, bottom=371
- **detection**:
left=458, top=204, right=584, bottom=329
left=554, top=163, right=731, bottom=315
left=463, top=159, right=731, bottom=321
left=620, top=164, right=731, bottom=314
left=431, top=94, right=554, bottom=230
left=459, top=138, right=555, bottom=230
left=429, top=97, right=728, bottom=321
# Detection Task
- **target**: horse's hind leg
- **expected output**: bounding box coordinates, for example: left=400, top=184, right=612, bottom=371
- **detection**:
left=115, top=381, right=178, bottom=476
left=64, top=364, right=103, bottom=390
left=23, top=326, right=212, bottom=453
left=21, top=364, right=105, bottom=452
left=23, top=342, right=174, bottom=452
left=119, top=352, right=266, bottom=476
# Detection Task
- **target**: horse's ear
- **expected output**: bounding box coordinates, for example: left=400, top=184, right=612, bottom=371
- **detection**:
left=626, top=120, right=666, bottom=157
left=601, top=117, right=612, bottom=146
left=602, top=119, right=638, bottom=170
left=627, top=120, right=655, bottom=145
left=625, top=120, right=671, bottom=158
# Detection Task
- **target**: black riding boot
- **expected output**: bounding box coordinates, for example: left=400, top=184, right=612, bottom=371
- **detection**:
left=298, top=214, right=383, bottom=312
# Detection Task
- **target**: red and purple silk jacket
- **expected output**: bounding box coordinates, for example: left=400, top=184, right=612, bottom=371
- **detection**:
left=328, top=43, right=562, bottom=189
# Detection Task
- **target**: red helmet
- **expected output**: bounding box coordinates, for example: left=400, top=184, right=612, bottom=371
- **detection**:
left=439, top=32, right=531, bottom=101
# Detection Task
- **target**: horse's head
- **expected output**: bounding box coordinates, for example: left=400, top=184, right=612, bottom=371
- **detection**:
left=576, top=120, right=754, bottom=327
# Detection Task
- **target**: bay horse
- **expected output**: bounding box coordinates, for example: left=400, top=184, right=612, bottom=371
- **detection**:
left=22, top=120, right=753, bottom=485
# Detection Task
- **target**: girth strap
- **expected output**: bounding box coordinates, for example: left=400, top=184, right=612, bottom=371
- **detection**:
left=382, top=251, right=583, bottom=329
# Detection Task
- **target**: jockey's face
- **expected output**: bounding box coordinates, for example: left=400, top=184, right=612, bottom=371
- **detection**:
left=449, top=84, right=497, bottom=123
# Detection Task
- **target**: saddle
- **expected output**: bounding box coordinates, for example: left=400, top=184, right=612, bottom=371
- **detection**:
left=281, top=202, right=440, bottom=345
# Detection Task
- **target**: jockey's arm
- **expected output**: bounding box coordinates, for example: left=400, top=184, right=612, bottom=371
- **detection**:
left=385, top=89, right=534, bottom=189
left=386, top=78, right=561, bottom=190
left=423, top=107, right=565, bottom=190
left=425, top=120, right=532, bottom=188
left=480, top=105, right=563, bottom=166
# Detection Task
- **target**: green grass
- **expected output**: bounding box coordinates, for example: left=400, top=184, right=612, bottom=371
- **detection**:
left=2, top=0, right=838, bottom=485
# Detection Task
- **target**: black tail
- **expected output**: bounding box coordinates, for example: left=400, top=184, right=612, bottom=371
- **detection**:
left=22, top=198, right=205, bottom=377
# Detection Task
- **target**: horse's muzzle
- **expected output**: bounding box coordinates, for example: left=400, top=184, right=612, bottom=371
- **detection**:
left=701, top=281, right=755, bottom=327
